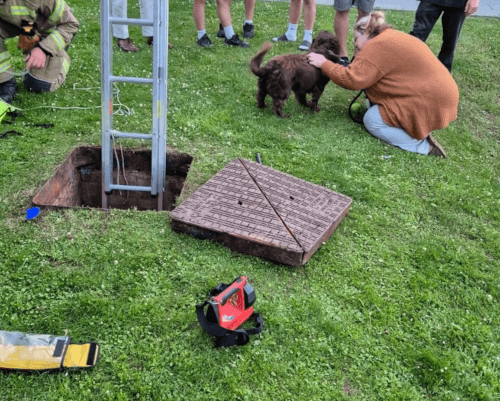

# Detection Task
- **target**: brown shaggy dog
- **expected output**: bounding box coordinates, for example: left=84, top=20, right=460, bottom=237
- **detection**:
left=250, top=31, right=341, bottom=118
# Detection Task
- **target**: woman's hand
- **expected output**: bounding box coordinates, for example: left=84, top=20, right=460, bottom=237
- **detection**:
left=307, top=52, right=327, bottom=68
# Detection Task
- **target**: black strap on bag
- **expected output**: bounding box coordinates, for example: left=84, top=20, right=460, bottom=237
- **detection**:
left=349, top=89, right=366, bottom=124
left=196, top=282, right=263, bottom=348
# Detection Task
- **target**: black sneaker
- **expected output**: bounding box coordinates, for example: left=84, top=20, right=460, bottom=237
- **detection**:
left=338, top=57, right=350, bottom=67
left=243, top=23, right=254, bottom=39
left=225, top=34, right=249, bottom=47
left=197, top=33, right=213, bottom=48
left=217, top=24, right=225, bottom=38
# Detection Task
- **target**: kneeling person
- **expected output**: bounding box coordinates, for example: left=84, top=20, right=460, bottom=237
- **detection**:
left=307, top=12, right=458, bottom=157
left=0, top=0, right=79, bottom=103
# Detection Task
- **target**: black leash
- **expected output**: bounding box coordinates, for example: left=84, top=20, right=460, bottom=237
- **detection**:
left=0, top=130, right=23, bottom=139
left=1, top=120, right=54, bottom=139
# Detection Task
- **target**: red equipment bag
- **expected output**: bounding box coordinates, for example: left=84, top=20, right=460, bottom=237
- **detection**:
left=196, top=276, right=263, bottom=347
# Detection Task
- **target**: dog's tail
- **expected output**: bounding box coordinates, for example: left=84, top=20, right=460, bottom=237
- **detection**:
left=250, top=42, right=272, bottom=77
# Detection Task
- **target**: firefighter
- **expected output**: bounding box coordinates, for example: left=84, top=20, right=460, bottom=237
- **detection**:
left=0, top=0, right=79, bottom=104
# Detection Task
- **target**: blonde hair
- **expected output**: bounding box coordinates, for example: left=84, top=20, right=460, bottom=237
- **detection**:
left=354, top=11, right=392, bottom=39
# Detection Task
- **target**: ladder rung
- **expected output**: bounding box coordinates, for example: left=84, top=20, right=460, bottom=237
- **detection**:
left=109, top=17, right=153, bottom=27
left=110, top=76, right=154, bottom=85
left=111, top=131, right=153, bottom=140
left=110, top=184, right=152, bottom=192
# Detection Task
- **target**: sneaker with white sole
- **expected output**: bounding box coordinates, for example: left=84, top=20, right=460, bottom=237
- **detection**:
left=272, top=34, right=296, bottom=42
left=298, top=40, right=311, bottom=51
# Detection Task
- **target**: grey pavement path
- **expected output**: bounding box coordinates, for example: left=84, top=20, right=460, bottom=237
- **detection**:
left=267, top=0, right=500, bottom=17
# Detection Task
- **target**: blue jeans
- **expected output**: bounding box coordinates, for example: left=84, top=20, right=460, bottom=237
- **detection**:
left=363, top=105, right=430, bottom=155
left=410, top=1, right=466, bottom=72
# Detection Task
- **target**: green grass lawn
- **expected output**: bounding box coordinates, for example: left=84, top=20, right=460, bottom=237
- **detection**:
left=1, top=0, right=499, bottom=399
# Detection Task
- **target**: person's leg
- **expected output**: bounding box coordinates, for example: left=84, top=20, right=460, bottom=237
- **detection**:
left=194, top=0, right=207, bottom=31
left=299, top=0, right=315, bottom=49
left=289, top=0, right=303, bottom=25
left=243, top=0, right=256, bottom=38
left=217, top=0, right=249, bottom=46
left=363, top=105, right=430, bottom=154
left=286, top=0, right=303, bottom=41
left=273, top=0, right=305, bottom=42
left=24, top=51, right=70, bottom=93
left=111, top=0, right=129, bottom=39
left=138, top=0, right=153, bottom=38
left=356, top=0, right=373, bottom=20
left=111, top=0, right=138, bottom=51
left=356, top=0, right=374, bottom=17
left=0, top=19, right=21, bottom=102
left=410, top=1, right=442, bottom=42
left=245, top=0, right=256, bottom=21
left=333, top=0, right=351, bottom=59
left=217, top=0, right=232, bottom=30
left=438, top=6, right=466, bottom=72
left=194, top=0, right=212, bottom=46
left=351, top=1, right=373, bottom=57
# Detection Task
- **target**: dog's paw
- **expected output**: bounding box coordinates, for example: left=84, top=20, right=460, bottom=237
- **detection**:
left=258, top=103, right=268, bottom=109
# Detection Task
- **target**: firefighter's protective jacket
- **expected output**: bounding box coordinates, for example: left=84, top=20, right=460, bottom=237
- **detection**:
left=0, top=0, right=78, bottom=56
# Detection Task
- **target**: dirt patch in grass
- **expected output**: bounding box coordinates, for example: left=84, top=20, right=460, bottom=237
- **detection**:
left=342, top=380, right=357, bottom=396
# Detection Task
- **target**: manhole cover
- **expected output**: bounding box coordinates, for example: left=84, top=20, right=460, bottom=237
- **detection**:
left=171, top=159, right=352, bottom=266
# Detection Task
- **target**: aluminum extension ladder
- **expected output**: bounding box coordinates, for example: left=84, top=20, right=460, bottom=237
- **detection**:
left=100, top=0, right=168, bottom=210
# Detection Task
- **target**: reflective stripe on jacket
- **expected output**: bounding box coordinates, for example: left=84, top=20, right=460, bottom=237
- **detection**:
left=0, top=0, right=79, bottom=56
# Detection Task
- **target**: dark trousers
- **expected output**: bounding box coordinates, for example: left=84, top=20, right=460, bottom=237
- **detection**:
left=410, top=1, right=466, bottom=72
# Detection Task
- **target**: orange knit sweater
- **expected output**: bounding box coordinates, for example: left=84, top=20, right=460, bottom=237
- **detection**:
left=321, top=29, right=459, bottom=140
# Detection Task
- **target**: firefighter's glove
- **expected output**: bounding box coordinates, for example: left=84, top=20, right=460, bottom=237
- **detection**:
left=25, top=47, right=47, bottom=70
left=18, top=34, right=40, bottom=53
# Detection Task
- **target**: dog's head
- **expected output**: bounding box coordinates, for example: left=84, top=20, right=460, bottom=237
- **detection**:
left=309, top=31, right=341, bottom=64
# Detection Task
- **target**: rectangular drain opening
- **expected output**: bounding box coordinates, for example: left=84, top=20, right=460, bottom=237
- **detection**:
left=33, top=146, right=193, bottom=211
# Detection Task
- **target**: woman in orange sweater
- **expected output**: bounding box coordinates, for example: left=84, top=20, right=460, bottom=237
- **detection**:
left=307, top=12, right=459, bottom=157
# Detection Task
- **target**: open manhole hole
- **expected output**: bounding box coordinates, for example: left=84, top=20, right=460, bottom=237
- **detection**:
left=33, top=146, right=193, bottom=211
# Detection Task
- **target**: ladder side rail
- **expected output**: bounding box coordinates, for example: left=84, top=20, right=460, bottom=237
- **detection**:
left=150, top=0, right=161, bottom=199
left=156, top=0, right=169, bottom=210
left=101, top=0, right=113, bottom=209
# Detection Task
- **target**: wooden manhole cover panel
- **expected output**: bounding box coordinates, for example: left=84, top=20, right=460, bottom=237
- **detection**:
left=171, top=159, right=352, bottom=266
